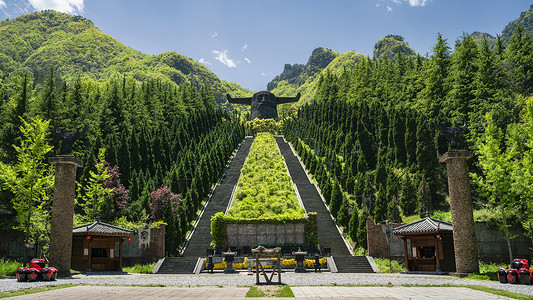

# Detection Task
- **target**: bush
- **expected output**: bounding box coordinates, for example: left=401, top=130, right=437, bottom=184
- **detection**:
left=374, top=258, right=405, bottom=273
left=122, top=262, right=156, bottom=274
left=0, top=258, right=23, bottom=277
left=227, top=133, right=304, bottom=219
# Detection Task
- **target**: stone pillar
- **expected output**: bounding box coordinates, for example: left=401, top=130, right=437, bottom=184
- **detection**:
left=439, top=150, right=479, bottom=274
left=48, top=155, right=83, bottom=277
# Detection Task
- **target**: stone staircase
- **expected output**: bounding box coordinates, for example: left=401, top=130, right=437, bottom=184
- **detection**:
left=155, top=135, right=376, bottom=274
left=333, top=256, right=376, bottom=273
left=154, top=257, right=200, bottom=274
left=275, top=136, right=351, bottom=258
left=154, top=136, right=253, bottom=274
left=276, top=136, right=376, bottom=273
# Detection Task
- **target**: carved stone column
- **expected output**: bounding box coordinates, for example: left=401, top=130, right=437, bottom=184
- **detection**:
left=48, top=155, right=83, bottom=276
left=439, top=150, right=479, bottom=274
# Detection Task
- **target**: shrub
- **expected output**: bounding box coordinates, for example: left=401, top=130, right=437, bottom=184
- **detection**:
left=227, top=133, right=304, bottom=219
left=0, top=258, right=23, bottom=277
left=123, top=262, right=156, bottom=274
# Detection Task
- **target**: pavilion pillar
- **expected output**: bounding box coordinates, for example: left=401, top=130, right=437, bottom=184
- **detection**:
left=48, top=155, right=83, bottom=277
left=402, top=237, right=409, bottom=272
left=439, top=150, right=479, bottom=274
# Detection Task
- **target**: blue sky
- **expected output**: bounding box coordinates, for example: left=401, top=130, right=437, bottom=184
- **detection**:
left=0, top=0, right=531, bottom=91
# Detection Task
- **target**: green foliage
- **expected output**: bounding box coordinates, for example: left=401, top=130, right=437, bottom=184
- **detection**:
left=0, top=11, right=251, bottom=106
left=246, top=286, right=265, bottom=297
left=0, top=258, right=22, bottom=277
left=466, top=261, right=508, bottom=281
left=122, top=262, right=156, bottom=274
left=210, top=212, right=227, bottom=247
left=0, top=117, right=54, bottom=259
left=244, top=119, right=280, bottom=136
left=373, top=35, right=416, bottom=61
left=76, top=148, right=112, bottom=220
left=501, top=4, right=533, bottom=44
left=269, top=49, right=365, bottom=105
left=374, top=257, right=405, bottom=273
left=210, top=212, right=318, bottom=247
left=304, top=212, right=318, bottom=245
left=228, top=133, right=304, bottom=219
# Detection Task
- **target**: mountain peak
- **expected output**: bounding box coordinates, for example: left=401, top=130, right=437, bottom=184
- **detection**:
left=373, top=35, right=416, bottom=61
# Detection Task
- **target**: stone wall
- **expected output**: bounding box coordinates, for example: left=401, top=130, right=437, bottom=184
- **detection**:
left=226, top=222, right=305, bottom=247
left=366, top=220, right=406, bottom=258
left=475, top=223, right=530, bottom=262
left=122, top=225, right=165, bottom=265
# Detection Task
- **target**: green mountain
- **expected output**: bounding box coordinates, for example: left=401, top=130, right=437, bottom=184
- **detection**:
left=268, top=48, right=365, bottom=105
left=267, top=47, right=339, bottom=92
left=502, top=4, right=533, bottom=43
left=0, top=10, right=250, bottom=106
left=469, top=5, right=533, bottom=47
left=373, top=35, right=416, bottom=61
left=469, top=31, right=497, bottom=49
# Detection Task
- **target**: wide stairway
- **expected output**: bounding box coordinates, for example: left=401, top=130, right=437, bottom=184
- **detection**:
left=333, top=256, right=375, bottom=273
left=155, top=136, right=254, bottom=274
left=276, top=136, right=374, bottom=273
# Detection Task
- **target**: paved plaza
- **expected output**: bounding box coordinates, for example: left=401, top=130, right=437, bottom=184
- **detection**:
left=3, top=285, right=516, bottom=299
left=1, top=272, right=530, bottom=299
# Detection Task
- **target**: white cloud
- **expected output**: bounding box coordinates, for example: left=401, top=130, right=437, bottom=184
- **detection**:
left=241, top=44, right=248, bottom=51
left=244, top=57, right=251, bottom=64
left=209, top=32, right=218, bottom=38
left=407, top=0, right=429, bottom=6
left=212, top=50, right=236, bottom=68
left=377, top=0, right=430, bottom=10
left=199, top=58, right=211, bottom=66
left=0, top=0, right=6, bottom=9
left=28, top=0, right=84, bottom=14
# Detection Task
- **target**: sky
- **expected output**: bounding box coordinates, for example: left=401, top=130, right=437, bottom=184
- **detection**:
left=0, top=0, right=531, bottom=91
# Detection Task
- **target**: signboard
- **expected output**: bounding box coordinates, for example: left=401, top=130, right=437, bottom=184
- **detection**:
left=139, top=228, right=151, bottom=248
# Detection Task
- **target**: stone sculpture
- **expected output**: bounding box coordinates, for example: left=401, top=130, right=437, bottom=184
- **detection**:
left=434, top=117, right=467, bottom=149
left=53, top=122, right=87, bottom=154
left=226, top=91, right=301, bottom=120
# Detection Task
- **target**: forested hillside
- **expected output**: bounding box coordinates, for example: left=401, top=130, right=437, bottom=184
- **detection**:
left=268, top=48, right=365, bottom=110
left=0, top=71, right=245, bottom=255
left=0, top=10, right=251, bottom=107
left=282, top=28, right=533, bottom=249
left=502, top=4, right=533, bottom=43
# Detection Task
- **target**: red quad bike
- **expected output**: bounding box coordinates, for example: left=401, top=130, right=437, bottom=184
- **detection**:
left=16, top=258, right=57, bottom=282
left=502, top=259, right=531, bottom=285
left=498, top=268, right=508, bottom=283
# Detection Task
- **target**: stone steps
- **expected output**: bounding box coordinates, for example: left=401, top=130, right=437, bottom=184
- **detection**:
left=275, top=136, right=352, bottom=258
left=333, top=256, right=376, bottom=273
left=155, top=257, right=200, bottom=274
left=180, top=136, right=254, bottom=258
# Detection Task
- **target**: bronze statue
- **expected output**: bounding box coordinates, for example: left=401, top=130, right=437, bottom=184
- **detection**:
left=53, top=122, right=87, bottom=154
left=226, top=91, right=301, bottom=120
left=434, top=117, right=467, bottom=149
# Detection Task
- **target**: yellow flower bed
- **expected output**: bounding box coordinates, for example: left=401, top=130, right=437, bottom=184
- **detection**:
left=205, top=256, right=327, bottom=270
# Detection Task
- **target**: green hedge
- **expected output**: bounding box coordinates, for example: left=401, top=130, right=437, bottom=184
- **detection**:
left=210, top=212, right=318, bottom=247
left=227, top=132, right=304, bottom=219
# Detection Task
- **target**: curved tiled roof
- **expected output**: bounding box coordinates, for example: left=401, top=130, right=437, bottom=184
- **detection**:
left=73, top=220, right=134, bottom=236
left=393, top=217, right=453, bottom=235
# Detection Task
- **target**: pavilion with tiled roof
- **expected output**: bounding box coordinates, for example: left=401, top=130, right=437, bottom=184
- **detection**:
left=72, top=219, right=134, bottom=272
left=393, top=216, right=455, bottom=273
